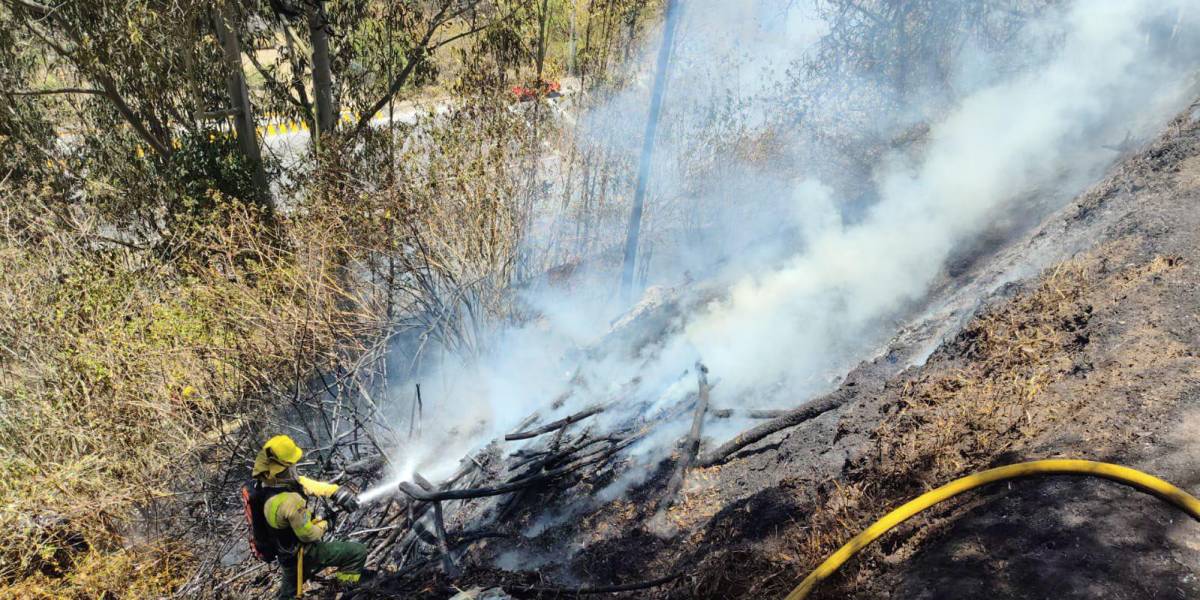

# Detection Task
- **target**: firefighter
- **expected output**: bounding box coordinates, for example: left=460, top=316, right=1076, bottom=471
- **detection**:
left=245, top=435, right=368, bottom=598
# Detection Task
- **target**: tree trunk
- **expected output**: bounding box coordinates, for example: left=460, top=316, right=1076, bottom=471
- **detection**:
left=568, top=1, right=577, bottom=76
left=282, top=26, right=316, bottom=130
left=212, top=4, right=271, bottom=208
left=308, top=0, right=335, bottom=142
left=536, top=0, right=550, bottom=81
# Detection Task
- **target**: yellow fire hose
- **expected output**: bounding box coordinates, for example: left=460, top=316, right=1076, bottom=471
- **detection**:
left=296, top=546, right=304, bottom=598
left=785, top=459, right=1200, bottom=600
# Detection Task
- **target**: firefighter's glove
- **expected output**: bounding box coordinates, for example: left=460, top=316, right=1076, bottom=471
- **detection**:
left=315, top=507, right=336, bottom=531
left=332, top=487, right=360, bottom=512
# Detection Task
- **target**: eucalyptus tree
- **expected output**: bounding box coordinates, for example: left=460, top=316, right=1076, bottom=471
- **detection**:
left=245, top=0, right=542, bottom=148
left=1, top=0, right=274, bottom=230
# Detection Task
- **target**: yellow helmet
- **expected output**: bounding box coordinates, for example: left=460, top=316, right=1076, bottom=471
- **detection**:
left=264, top=435, right=303, bottom=465
left=253, top=435, right=303, bottom=482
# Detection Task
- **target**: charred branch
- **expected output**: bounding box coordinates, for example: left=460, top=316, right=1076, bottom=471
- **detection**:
left=504, top=405, right=604, bottom=441
left=660, top=364, right=709, bottom=509
left=414, top=473, right=461, bottom=577
left=708, top=408, right=788, bottom=419
left=697, top=392, right=851, bottom=467
left=400, top=438, right=634, bottom=502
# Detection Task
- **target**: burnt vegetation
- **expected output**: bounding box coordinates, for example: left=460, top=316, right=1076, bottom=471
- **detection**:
left=3, top=0, right=1197, bottom=599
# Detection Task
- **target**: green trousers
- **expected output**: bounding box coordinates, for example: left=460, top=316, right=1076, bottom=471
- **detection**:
left=276, top=540, right=368, bottom=599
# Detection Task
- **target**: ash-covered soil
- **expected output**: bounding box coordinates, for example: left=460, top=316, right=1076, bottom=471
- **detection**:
left=363, top=107, right=1200, bottom=600
left=683, top=107, right=1200, bottom=598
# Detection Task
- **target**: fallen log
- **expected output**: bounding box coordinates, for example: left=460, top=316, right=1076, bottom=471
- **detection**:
left=504, top=405, right=604, bottom=441
left=696, top=392, right=849, bottom=467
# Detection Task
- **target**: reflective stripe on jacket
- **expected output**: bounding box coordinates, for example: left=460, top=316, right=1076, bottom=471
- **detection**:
left=264, top=491, right=327, bottom=543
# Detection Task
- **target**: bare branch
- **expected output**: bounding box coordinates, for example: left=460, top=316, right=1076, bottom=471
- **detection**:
left=243, top=47, right=307, bottom=114
left=4, top=87, right=105, bottom=96
left=18, top=18, right=173, bottom=158
left=504, top=405, right=604, bottom=441
left=659, top=364, right=709, bottom=509
left=697, top=392, right=852, bottom=467
left=349, top=0, right=498, bottom=138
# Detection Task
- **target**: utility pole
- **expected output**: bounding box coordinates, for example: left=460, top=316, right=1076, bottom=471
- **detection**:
left=619, top=0, right=680, bottom=301
left=212, top=4, right=271, bottom=208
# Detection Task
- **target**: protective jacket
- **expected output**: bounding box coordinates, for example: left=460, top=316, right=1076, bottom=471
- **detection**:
left=264, top=484, right=333, bottom=545
left=247, top=440, right=343, bottom=556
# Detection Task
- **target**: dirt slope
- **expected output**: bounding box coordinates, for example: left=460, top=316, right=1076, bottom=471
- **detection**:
left=451, top=108, right=1200, bottom=599
left=654, top=107, right=1200, bottom=599
left=856, top=115, right=1200, bottom=599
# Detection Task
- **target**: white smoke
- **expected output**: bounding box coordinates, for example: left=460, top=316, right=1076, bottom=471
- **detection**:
left=684, top=0, right=1195, bottom=398
left=360, top=0, right=1199, bottom=504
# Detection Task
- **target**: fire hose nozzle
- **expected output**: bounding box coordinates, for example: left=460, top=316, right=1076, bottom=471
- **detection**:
left=332, top=487, right=360, bottom=512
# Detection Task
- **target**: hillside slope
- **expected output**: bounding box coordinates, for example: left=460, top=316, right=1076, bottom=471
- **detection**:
left=848, top=110, right=1200, bottom=600
left=425, top=104, right=1200, bottom=600
left=658, top=105, right=1200, bottom=599
left=345, top=106, right=1200, bottom=600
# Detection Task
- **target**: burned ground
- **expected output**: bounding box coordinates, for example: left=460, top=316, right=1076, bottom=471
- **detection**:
left=399, top=107, right=1200, bottom=599
left=659, top=108, right=1200, bottom=599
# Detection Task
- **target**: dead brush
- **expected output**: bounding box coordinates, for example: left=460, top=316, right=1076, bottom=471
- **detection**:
left=301, top=95, right=547, bottom=367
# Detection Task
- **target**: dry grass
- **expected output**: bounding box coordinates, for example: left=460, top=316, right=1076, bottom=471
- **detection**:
left=751, top=248, right=1190, bottom=597
left=751, top=256, right=1102, bottom=595
left=666, top=469, right=724, bottom=532
left=0, top=89, right=567, bottom=596
left=0, top=196, right=384, bottom=597
left=873, top=260, right=1093, bottom=479
left=3, top=542, right=192, bottom=600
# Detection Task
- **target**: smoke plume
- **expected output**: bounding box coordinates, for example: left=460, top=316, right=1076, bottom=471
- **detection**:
left=360, top=0, right=1199, bottom=504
